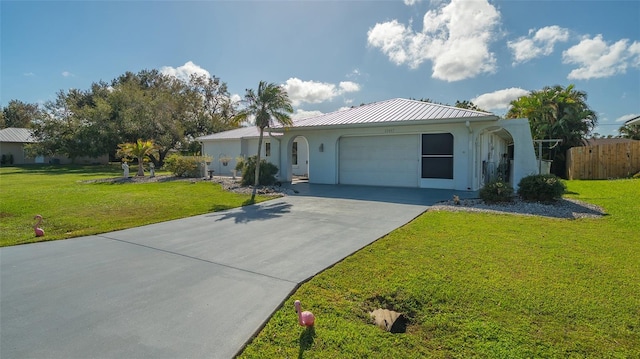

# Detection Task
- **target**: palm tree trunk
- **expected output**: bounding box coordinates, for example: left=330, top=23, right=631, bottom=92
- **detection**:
left=137, top=156, right=145, bottom=177
left=251, top=128, right=264, bottom=202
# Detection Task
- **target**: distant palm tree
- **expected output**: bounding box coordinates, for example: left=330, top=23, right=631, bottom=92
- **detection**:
left=619, top=124, right=640, bottom=140
left=507, top=84, right=597, bottom=177
left=237, top=81, right=293, bottom=201
left=117, top=139, right=157, bottom=177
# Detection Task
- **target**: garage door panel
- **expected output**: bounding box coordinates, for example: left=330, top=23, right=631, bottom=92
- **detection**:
left=339, top=135, right=418, bottom=187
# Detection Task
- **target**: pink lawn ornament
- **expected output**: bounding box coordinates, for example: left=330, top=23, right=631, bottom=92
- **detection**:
left=294, top=300, right=315, bottom=327
left=33, top=215, right=45, bottom=237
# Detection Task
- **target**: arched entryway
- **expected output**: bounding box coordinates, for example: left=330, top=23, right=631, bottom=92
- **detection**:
left=476, top=126, right=514, bottom=188
left=288, top=136, right=309, bottom=182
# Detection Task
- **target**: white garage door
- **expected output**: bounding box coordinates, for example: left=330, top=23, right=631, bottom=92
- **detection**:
left=339, top=135, right=419, bottom=187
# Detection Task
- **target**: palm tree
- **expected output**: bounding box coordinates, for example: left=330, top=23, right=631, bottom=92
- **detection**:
left=619, top=124, right=640, bottom=140
left=237, top=81, right=293, bottom=201
left=117, top=139, right=158, bottom=177
left=506, top=84, right=597, bottom=177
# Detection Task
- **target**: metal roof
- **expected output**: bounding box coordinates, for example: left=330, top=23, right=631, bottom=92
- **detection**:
left=625, top=115, right=640, bottom=126
left=285, top=98, right=496, bottom=129
left=197, top=126, right=282, bottom=141
left=198, top=98, right=497, bottom=140
left=0, top=127, right=36, bottom=143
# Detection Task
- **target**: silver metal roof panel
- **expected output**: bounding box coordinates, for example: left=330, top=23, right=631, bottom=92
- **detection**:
left=0, top=128, right=36, bottom=143
left=200, top=98, right=496, bottom=140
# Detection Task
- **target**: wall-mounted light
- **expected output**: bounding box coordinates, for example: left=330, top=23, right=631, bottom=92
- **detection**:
left=319, top=143, right=324, bottom=152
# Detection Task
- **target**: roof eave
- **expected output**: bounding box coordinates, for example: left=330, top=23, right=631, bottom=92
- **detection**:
left=625, top=116, right=640, bottom=126
left=271, top=115, right=499, bottom=132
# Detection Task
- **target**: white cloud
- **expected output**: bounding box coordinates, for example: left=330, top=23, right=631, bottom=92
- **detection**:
left=291, top=109, right=324, bottom=120
left=615, top=113, right=640, bottom=123
left=160, top=61, right=211, bottom=82
left=230, top=93, right=242, bottom=104
left=61, top=71, right=74, bottom=77
left=508, top=25, right=569, bottom=64
left=339, top=81, right=360, bottom=93
left=404, top=0, right=419, bottom=5
left=283, top=78, right=361, bottom=106
left=24, top=72, right=35, bottom=77
left=472, top=87, right=530, bottom=111
left=562, top=35, right=637, bottom=80
left=367, top=0, right=500, bottom=82
left=347, top=69, right=362, bottom=79
left=628, top=41, right=640, bottom=67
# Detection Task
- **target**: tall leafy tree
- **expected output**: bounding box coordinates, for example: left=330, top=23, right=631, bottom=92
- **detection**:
left=1, top=100, right=41, bottom=129
left=237, top=81, right=293, bottom=201
left=29, top=89, right=89, bottom=160
left=506, top=84, right=597, bottom=177
left=24, top=69, right=238, bottom=165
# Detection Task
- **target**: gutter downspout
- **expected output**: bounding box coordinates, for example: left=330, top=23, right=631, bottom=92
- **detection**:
left=268, top=128, right=283, bottom=181
left=466, top=121, right=473, bottom=191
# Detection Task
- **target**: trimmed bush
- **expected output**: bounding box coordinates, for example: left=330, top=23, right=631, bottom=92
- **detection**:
left=479, top=180, right=514, bottom=203
left=163, top=154, right=210, bottom=178
left=235, top=157, right=245, bottom=172
left=239, top=156, right=279, bottom=186
left=517, top=174, right=566, bottom=202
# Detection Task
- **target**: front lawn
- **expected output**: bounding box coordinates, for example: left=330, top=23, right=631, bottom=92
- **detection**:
left=239, top=179, right=640, bottom=358
left=0, top=165, right=270, bottom=247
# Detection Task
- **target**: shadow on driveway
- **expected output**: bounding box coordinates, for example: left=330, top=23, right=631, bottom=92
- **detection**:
left=208, top=201, right=293, bottom=223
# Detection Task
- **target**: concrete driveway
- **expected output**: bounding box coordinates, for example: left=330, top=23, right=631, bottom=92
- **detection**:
left=1, top=183, right=471, bottom=358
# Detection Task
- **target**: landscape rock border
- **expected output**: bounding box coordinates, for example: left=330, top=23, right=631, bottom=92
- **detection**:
left=429, top=197, right=606, bottom=219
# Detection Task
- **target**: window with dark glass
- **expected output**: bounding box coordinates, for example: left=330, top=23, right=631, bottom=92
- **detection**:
left=292, top=141, right=298, bottom=165
left=421, top=133, right=453, bottom=179
left=265, top=142, right=271, bottom=157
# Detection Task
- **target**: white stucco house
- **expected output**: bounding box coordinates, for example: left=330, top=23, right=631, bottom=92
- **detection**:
left=197, top=98, right=539, bottom=191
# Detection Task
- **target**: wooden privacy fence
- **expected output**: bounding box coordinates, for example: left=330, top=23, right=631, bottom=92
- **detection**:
left=567, top=141, right=640, bottom=180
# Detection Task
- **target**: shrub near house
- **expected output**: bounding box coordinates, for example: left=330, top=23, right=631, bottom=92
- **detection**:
left=479, top=180, right=514, bottom=203
left=164, top=154, right=211, bottom=177
left=238, top=156, right=278, bottom=186
left=517, top=174, right=566, bottom=202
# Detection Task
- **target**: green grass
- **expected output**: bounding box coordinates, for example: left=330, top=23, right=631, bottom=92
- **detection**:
left=239, top=179, right=640, bottom=358
left=0, top=164, right=270, bottom=247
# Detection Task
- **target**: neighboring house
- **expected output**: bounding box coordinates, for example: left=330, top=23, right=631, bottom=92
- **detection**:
left=0, top=127, right=108, bottom=165
left=625, top=115, right=640, bottom=126
left=198, top=98, right=539, bottom=191
left=0, top=127, right=40, bottom=165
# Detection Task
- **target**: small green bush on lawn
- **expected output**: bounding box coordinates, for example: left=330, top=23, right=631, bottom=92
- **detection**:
left=479, top=179, right=514, bottom=203
left=517, top=174, right=566, bottom=202
left=163, top=154, right=211, bottom=177
left=239, top=156, right=279, bottom=186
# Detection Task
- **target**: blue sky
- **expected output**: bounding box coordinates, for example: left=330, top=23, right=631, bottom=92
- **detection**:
left=2, top=0, right=639, bottom=136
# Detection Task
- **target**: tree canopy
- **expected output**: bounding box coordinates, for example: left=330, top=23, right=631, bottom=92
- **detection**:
left=1, top=100, right=41, bottom=129
left=618, top=122, right=640, bottom=140
left=24, top=69, right=239, bottom=165
left=506, top=84, right=597, bottom=177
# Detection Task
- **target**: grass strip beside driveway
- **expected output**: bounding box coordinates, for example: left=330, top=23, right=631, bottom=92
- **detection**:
left=0, top=165, right=270, bottom=247
left=238, top=179, right=640, bottom=358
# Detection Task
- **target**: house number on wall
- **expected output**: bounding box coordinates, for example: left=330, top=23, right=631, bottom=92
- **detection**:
left=384, top=128, right=395, bottom=134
